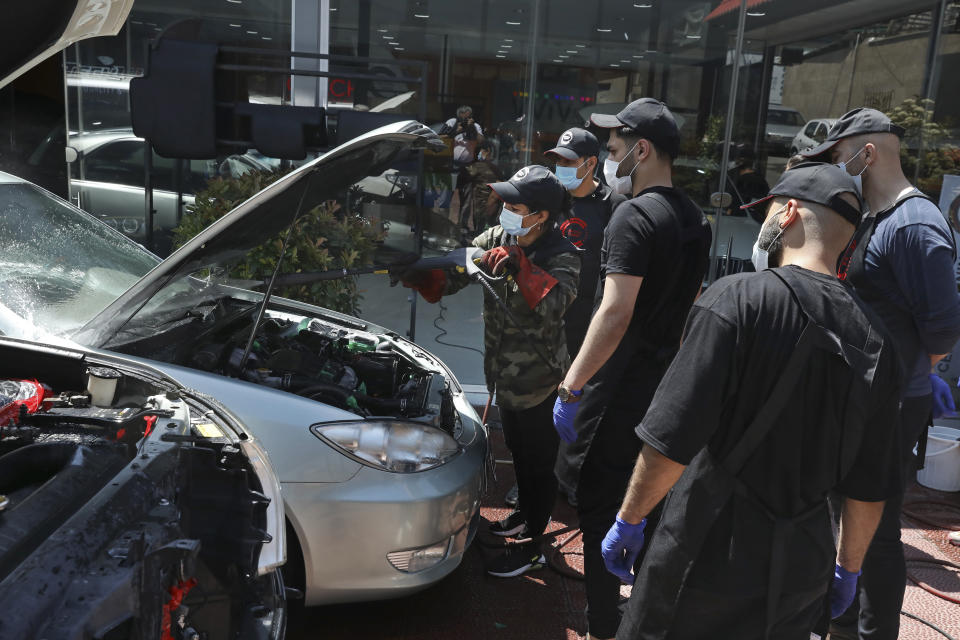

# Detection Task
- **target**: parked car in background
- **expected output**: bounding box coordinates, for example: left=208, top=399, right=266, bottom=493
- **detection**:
left=790, top=118, right=838, bottom=155
left=64, top=129, right=276, bottom=255
left=0, top=120, right=488, bottom=608
left=766, top=105, right=806, bottom=155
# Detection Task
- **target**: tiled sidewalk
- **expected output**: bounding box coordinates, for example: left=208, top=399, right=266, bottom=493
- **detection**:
left=288, top=429, right=960, bottom=640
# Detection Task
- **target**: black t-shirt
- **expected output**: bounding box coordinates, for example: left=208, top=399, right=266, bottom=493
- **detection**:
left=638, top=266, right=902, bottom=515
left=591, top=186, right=710, bottom=389
left=561, top=182, right=625, bottom=337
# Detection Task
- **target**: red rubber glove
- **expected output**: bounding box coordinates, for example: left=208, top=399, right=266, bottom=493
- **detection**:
left=399, top=269, right=446, bottom=303
left=480, top=245, right=558, bottom=309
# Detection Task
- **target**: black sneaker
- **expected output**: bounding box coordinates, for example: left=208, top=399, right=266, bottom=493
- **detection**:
left=488, top=510, right=526, bottom=537
left=504, top=483, right=519, bottom=508
left=486, top=546, right=545, bottom=578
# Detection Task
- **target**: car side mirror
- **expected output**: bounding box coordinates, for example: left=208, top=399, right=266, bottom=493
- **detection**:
left=64, top=146, right=78, bottom=163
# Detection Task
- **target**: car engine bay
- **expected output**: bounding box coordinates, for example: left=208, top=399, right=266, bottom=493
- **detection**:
left=0, top=343, right=284, bottom=640
left=110, top=298, right=460, bottom=436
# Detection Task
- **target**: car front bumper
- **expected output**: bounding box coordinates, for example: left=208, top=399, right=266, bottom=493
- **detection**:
left=286, top=420, right=487, bottom=606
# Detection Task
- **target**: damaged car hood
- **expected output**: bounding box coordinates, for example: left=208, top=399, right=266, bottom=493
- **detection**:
left=71, top=120, right=442, bottom=348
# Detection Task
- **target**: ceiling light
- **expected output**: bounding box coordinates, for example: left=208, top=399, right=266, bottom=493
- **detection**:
left=498, top=50, right=507, bottom=53
left=504, top=39, right=514, bottom=42
left=553, top=59, right=563, bottom=63
left=558, top=54, right=569, bottom=58
left=496, top=54, right=506, bottom=58
left=609, top=63, right=620, bottom=67
left=633, top=3, right=652, bottom=7
left=228, top=23, right=241, bottom=27
left=414, top=13, right=430, bottom=18
left=620, top=59, right=630, bottom=63
left=502, top=44, right=512, bottom=48
left=747, top=11, right=766, bottom=16
left=596, top=28, right=612, bottom=33
left=377, top=28, right=389, bottom=32
left=261, top=36, right=272, bottom=40
left=246, top=30, right=258, bottom=34
left=566, top=50, right=578, bottom=53
left=575, top=44, right=586, bottom=48
left=226, top=0, right=242, bottom=3
left=633, top=54, right=644, bottom=58
left=330, top=6, right=337, bottom=10
left=506, top=20, right=521, bottom=25
left=686, top=34, right=701, bottom=39
left=395, top=47, right=405, bottom=51
left=382, top=35, right=393, bottom=39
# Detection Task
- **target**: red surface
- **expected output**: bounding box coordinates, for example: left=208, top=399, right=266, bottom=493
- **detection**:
left=287, top=429, right=960, bottom=640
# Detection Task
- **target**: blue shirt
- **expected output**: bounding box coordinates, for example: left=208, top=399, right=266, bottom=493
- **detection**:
left=861, top=193, right=960, bottom=396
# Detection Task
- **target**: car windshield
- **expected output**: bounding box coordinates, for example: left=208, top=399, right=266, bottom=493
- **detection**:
left=0, top=182, right=158, bottom=339
left=769, top=109, right=805, bottom=127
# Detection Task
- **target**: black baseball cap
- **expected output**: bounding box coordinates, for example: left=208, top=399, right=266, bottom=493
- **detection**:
left=590, top=97, right=680, bottom=158
left=489, top=165, right=566, bottom=212
left=740, top=162, right=863, bottom=226
left=801, top=107, right=906, bottom=158
left=545, top=127, right=600, bottom=161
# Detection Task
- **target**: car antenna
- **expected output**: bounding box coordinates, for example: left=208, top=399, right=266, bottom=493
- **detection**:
left=236, top=183, right=312, bottom=372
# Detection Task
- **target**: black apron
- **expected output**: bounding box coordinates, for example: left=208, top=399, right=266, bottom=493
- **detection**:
left=619, top=268, right=879, bottom=640
left=561, top=192, right=712, bottom=488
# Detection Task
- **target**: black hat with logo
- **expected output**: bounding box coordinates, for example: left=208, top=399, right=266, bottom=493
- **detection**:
left=590, top=97, right=680, bottom=158
left=545, top=127, right=601, bottom=161
left=489, top=165, right=566, bottom=212
left=801, top=107, right=906, bottom=158
left=740, top=161, right=863, bottom=226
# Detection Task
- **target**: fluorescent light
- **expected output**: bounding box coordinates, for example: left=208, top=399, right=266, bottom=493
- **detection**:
left=502, top=44, right=512, bottom=48
left=226, top=0, right=242, bottom=3
left=377, top=28, right=389, bottom=32
left=634, top=3, right=652, bottom=6
left=414, top=14, right=430, bottom=18
left=330, top=6, right=337, bottom=10
left=246, top=30, right=258, bottom=34
left=575, top=44, right=586, bottom=48
left=503, top=39, right=514, bottom=42
left=686, top=34, right=701, bottom=39
left=261, top=36, right=272, bottom=40
left=566, top=50, right=578, bottom=53
left=553, top=59, right=563, bottom=63
left=228, top=23, right=241, bottom=27
left=620, top=59, right=630, bottom=63
left=388, top=41, right=399, bottom=45
left=506, top=20, right=521, bottom=25
left=632, top=54, right=644, bottom=58
left=596, top=27, right=612, bottom=33
left=609, top=63, right=620, bottom=67
left=498, top=50, right=507, bottom=53
left=395, top=47, right=405, bottom=51
left=496, top=54, right=506, bottom=58
left=558, top=54, right=569, bottom=58
left=747, top=11, right=766, bottom=16
left=382, top=35, right=393, bottom=39
left=92, top=121, right=102, bottom=126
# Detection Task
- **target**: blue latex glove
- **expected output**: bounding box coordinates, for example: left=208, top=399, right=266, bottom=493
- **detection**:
left=552, top=392, right=581, bottom=444
left=829, top=563, right=861, bottom=618
left=930, top=374, right=956, bottom=419
left=601, top=516, right=647, bottom=585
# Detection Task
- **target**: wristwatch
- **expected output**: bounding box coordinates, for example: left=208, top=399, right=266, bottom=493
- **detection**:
left=558, top=385, right=583, bottom=403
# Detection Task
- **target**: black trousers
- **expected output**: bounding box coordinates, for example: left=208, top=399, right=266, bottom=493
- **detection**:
left=577, top=404, right=652, bottom=639
left=500, top=392, right=560, bottom=537
left=834, top=394, right=932, bottom=640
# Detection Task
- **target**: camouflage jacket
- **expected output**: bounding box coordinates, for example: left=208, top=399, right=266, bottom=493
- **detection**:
left=445, top=225, right=581, bottom=411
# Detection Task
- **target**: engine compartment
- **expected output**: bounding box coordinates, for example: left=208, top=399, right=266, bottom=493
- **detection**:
left=114, top=298, right=458, bottom=433
left=0, top=345, right=284, bottom=640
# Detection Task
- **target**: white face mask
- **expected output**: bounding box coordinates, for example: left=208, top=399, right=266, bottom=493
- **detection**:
left=836, top=146, right=867, bottom=195
left=556, top=159, right=589, bottom=190
left=751, top=206, right=787, bottom=272
left=499, top=205, right=534, bottom=236
left=603, top=141, right=640, bottom=195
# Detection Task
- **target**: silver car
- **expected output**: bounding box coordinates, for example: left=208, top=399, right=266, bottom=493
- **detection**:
left=0, top=120, right=488, bottom=607
left=790, top=118, right=838, bottom=156
left=66, top=129, right=276, bottom=250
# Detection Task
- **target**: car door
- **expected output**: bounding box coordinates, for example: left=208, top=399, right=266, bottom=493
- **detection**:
left=72, top=139, right=185, bottom=246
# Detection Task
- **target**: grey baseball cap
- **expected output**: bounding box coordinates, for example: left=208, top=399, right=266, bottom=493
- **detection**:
left=489, top=165, right=566, bottom=212
left=545, top=127, right=600, bottom=161
left=590, top=97, right=680, bottom=158
left=801, top=107, right=906, bottom=158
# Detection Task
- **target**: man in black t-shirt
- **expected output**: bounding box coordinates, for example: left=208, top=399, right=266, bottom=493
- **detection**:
left=551, top=98, right=712, bottom=640
left=604, top=163, right=902, bottom=640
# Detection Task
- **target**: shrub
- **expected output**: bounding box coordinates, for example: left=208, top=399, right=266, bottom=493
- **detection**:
left=172, top=170, right=383, bottom=316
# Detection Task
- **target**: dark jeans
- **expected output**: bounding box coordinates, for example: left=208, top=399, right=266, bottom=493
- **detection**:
left=500, top=392, right=560, bottom=537
left=577, top=404, right=652, bottom=639
left=834, top=393, right=932, bottom=640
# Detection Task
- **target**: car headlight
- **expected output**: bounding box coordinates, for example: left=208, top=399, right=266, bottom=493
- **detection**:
left=311, top=420, right=461, bottom=473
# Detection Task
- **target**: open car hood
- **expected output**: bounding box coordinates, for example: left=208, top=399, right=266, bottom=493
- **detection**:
left=0, top=0, right=134, bottom=90
left=72, top=120, right=442, bottom=347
